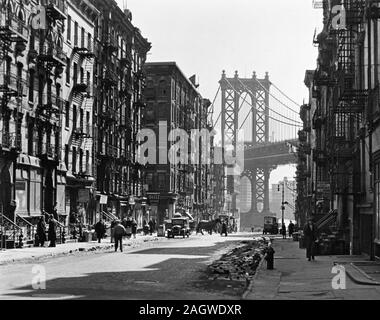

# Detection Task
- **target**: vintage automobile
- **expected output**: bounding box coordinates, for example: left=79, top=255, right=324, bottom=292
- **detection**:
left=167, top=217, right=190, bottom=238
left=263, top=216, right=279, bottom=235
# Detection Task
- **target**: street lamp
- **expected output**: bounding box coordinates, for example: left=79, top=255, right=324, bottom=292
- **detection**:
left=278, top=181, right=286, bottom=227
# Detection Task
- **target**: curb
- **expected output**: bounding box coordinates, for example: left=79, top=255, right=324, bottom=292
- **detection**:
left=345, top=263, right=380, bottom=286
left=0, top=237, right=160, bottom=266
left=242, top=254, right=266, bottom=300
left=0, top=244, right=114, bottom=266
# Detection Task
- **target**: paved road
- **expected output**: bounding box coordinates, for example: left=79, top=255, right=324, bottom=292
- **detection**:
left=0, top=233, right=256, bottom=300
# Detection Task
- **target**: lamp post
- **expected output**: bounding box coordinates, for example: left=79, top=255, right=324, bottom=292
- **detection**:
left=278, top=180, right=285, bottom=227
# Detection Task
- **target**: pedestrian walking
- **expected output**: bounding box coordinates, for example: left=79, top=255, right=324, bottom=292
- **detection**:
left=125, top=217, right=132, bottom=238
left=132, top=218, right=137, bottom=239
left=304, top=219, right=318, bottom=261
left=36, top=216, right=47, bottom=247
left=196, top=222, right=204, bottom=235
left=152, top=218, right=157, bottom=232
left=113, top=221, right=126, bottom=252
left=288, top=221, right=295, bottom=239
left=281, top=224, right=287, bottom=239
left=265, top=242, right=275, bottom=270
left=94, top=219, right=106, bottom=243
left=148, top=219, right=154, bottom=236
left=221, top=220, right=228, bottom=237
left=110, top=219, right=117, bottom=243
left=48, top=215, right=57, bottom=247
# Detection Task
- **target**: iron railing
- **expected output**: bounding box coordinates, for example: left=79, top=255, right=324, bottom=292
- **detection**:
left=0, top=12, right=28, bottom=40
left=42, top=0, right=68, bottom=18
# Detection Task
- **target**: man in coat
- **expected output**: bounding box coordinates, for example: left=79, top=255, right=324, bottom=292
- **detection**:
left=281, top=224, right=287, bottom=239
left=303, top=219, right=318, bottom=261
left=131, top=218, right=138, bottom=239
left=113, top=220, right=126, bottom=252
left=36, top=216, right=47, bottom=247
left=94, top=219, right=106, bottom=243
left=221, top=221, right=228, bottom=237
left=48, top=214, right=57, bottom=247
left=288, top=221, right=295, bottom=239
left=148, top=219, right=154, bottom=236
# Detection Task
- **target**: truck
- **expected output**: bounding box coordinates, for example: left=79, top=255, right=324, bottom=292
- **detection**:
left=263, top=216, right=279, bottom=235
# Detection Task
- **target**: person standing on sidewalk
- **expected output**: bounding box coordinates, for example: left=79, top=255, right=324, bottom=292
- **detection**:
left=113, top=221, right=126, bottom=252
left=110, top=219, right=117, bottom=243
left=131, top=218, right=138, bottom=239
left=148, top=219, right=154, bottom=236
left=36, top=216, right=47, bottom=247
left=94, top=219, right=106, bottom=243
left=281, top=224, right=287, bottom=239
left=304, top=219, right=317, bottom=261
left=125, top=217, right=132, bottom=239
left=288, top=221, right=295, bottom=239
left=48, top=215, right=57, bottom=248
left=265, top=242, right=275, bottom=270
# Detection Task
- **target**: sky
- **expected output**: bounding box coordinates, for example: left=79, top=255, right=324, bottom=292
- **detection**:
left=116, top=0, right=323, bottom=184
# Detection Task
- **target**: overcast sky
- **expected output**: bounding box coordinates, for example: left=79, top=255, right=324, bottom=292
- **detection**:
left=116, top=0, right=323, bottom=184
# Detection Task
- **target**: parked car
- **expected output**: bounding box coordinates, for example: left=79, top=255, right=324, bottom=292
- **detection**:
left=167, top=217, right=190, bottom=238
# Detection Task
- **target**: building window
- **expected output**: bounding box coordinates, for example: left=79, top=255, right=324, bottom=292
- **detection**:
left=81, top=27, right=85, bottom=48
left=86, top=150, right=90, bottom=173
left=73, top=105, right=77, bottom=130
left=158, top=173, right=166, bottom=190
left=66, top=58, right=70, bottom=84
left=74, top=21, right=78, bottom=46
left=65, top=102, right=70, bottom=128
left=73, top=63, right=78, bottom=84
left=65, top=144, right=69, bottom=168
left=28, top=70, right=35, bottom=102
left=88, top=33, right=92, bottom=50
left=72, top=147, right=77, bottom=173
left=15, top=168, right=29, bottom=214
left=79, top=149, right=83, bottom=173
left=67, top=15, right=71, bottom=41
left=30, top=169, right=41, bottom=215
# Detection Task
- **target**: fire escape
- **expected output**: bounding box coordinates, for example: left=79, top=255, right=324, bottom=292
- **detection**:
left=328, top=0, right=366, bottom=198
left=36, top=0, right=67, bottom=217
left=0, top=5, right=28, bottom=248
left=97, top=30, right=119, bottom=196
left=71, top=28, right=95, bottom=179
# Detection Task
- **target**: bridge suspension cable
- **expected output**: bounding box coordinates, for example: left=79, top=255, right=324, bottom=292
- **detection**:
left=271, top=82, right=302, bottom=108
left=239, top=103, right=303, bottom=130
left=207, top=85, right=221, bottom=127
left=250, top=76, right=300, bottom=115
left=225, top=78, right=303, bottom=127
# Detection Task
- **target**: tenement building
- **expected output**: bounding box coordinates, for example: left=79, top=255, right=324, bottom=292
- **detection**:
left=142, top=62, right=211, bottom=225
left=298, top=0, right=380, bottom=259
left=0, top=0, right=150, bottom=247
left=90, top=0, right=151, bottom=228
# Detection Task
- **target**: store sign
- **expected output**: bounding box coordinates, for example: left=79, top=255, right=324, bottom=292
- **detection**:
left=317, top=182, right=330, bottom=198
left=78, top=189, right=90, bottom=203
left=147, top=193, right=160, bottom=204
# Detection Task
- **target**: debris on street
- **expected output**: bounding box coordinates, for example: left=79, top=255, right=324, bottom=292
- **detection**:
left=207, top=238, right=270, bottom=281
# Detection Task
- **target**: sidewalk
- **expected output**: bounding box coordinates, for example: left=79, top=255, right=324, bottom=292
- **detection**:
left=243, top=239, right=380, bottom=300
left=0, top=234, right=161, bottom=266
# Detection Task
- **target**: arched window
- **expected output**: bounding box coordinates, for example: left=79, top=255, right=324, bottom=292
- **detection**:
left=17, top=5, right=25, bottom=22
